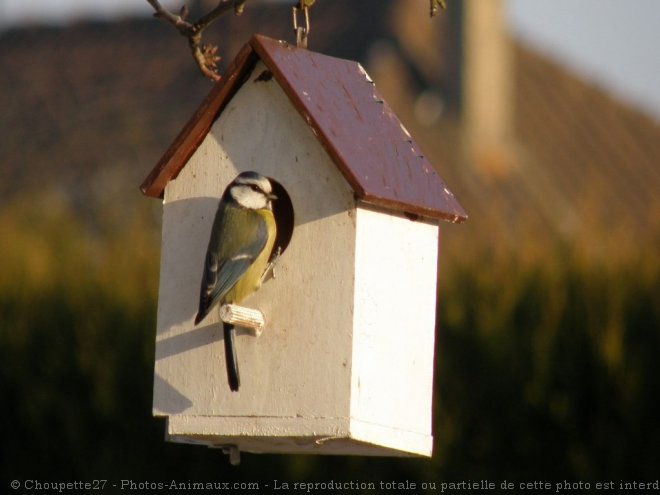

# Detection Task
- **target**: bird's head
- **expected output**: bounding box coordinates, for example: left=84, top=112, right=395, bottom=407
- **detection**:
left=229, top=171, right=277, bottom=210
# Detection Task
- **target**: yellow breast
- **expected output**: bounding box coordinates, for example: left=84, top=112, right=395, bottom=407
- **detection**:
left=225, top=208, right=276, bottom=304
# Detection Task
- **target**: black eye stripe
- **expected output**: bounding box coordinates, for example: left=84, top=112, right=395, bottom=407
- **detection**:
left=236, top=178, right=270, bottom=195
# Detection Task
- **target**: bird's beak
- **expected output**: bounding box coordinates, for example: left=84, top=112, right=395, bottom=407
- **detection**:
left=267, top=193, right=278, bottom=201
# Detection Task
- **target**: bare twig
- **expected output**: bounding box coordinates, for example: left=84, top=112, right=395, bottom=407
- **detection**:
left=146, top=0, right=250, bottom=81
left=148, top=0, right=447, bottom=79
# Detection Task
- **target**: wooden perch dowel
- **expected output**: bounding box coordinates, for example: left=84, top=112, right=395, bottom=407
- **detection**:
left=219, top=304, right=265, bottom=336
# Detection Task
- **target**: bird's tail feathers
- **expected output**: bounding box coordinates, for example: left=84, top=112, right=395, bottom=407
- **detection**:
left=224, top=323, right=240, bottom=392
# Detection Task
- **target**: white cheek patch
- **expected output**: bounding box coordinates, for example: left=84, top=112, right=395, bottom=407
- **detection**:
left=230, top=186, right=268, bottom=210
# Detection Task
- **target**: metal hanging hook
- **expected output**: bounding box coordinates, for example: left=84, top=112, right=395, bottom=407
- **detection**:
left=292, top=1, right=312, bottom=48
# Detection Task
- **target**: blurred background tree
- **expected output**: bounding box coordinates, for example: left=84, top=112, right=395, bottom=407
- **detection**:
left=1, top=0, right=658, bottom=489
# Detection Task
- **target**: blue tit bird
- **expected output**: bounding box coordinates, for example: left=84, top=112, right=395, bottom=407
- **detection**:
left=194, top=171, right=277, bottom=392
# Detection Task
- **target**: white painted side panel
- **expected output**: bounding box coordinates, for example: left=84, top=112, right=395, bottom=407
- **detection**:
left=350, top=207, right=438, bottom=446
left=153, top=61, right=356, bottom=420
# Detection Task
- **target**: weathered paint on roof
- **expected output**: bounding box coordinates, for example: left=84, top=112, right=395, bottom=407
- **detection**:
left=141, top=34, right=467, bottom=223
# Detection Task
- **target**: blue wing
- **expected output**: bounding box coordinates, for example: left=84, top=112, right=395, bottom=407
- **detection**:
left=195, top=204, right=269, bottom=325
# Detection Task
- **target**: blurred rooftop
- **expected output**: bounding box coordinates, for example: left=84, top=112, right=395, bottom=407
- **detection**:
left=0, top=0, right=658, bottom=251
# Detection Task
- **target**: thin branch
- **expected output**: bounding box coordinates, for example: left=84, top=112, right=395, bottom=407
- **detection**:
left=195, top=0, right=239, bottom=32
left=148, top=0, right=447, bottom=79
left=146, top=0, right=250, bottom=81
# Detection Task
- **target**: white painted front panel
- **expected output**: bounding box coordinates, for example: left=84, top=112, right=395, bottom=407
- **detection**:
left=153, top=61, right=356, bottom=421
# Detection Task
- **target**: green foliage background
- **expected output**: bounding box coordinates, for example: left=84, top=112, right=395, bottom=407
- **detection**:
left=1, top=1, right=658, bottom=489
left=1, top=194, right=658, bottom=488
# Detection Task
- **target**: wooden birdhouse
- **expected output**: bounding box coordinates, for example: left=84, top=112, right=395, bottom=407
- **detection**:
left=141, top=35, right=466, bottom=460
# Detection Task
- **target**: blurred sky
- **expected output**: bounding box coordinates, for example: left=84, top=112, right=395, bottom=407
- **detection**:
left=1, top=0, right=659, bottom=121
